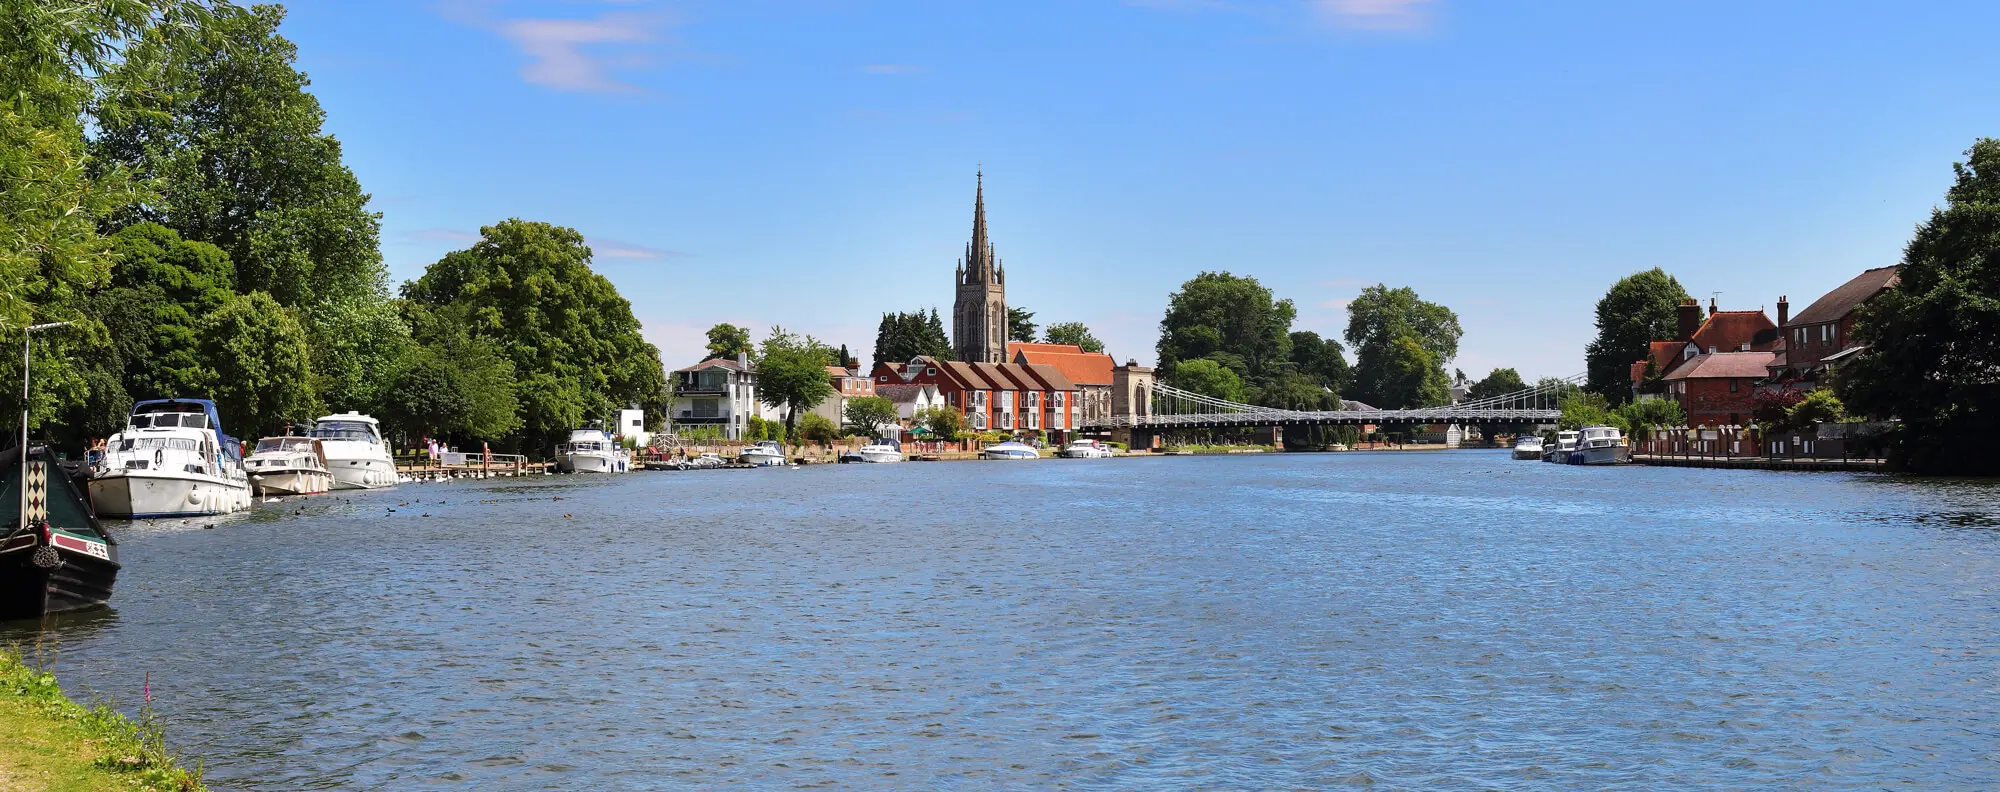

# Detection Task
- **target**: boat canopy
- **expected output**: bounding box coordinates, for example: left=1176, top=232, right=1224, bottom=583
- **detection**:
left=130, top=398, right=240, bottom=461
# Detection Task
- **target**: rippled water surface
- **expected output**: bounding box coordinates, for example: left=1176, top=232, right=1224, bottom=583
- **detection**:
left=8, top=452, right=2000, bottom=790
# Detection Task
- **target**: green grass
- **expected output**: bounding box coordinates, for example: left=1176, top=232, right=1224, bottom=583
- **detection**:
left=0, top=650, right=206, bottom=792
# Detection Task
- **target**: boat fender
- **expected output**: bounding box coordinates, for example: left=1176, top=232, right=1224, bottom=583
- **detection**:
left=30, top=545, right=63, bottom=570
left=189, top=488, right=204, bottom=506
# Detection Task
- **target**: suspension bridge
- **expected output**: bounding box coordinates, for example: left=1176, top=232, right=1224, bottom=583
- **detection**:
left=1089, top=373, right=1584, bottom=430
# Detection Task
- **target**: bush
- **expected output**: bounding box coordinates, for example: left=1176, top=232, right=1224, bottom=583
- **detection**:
left=798, top=412, right=839, bottom=446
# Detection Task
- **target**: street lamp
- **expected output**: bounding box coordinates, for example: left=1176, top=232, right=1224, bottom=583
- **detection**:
left=19, top=321, right=69, bottom=534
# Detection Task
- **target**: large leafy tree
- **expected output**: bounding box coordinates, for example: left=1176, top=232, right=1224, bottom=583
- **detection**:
left=1287, top=330, right=1352, bottom=395
left=1466, top=367, right=1529, bottom=439
left=1042, top=321, right=1104, bottom=353
left=302, top=293, right=411, bottom=415
left=1583, top=268, right=1690, bottom=404
left=842, top=395, right=898, bottom=437
left=1007, top=306, right=1037, bottom=343
left=1157, top=271, right=1296, bottom=386
left=703, top=323, right=752, bottom=361
left=94, top=3, right=382, bottom=309
left=872, top=309, right=952, bottom=368
left=1171, top=358, right=1247, bottom=403
left=197, top=290, right=319, bottom=436
left=1839, top=139, right=2000, bottom=474
left=404, top=220, right=668, bottom=453
left=380, top=302, right=521, bottom=443
left=755, top=326, right=836, bottom=444
left=1344, top=285, right=1460, bottom=409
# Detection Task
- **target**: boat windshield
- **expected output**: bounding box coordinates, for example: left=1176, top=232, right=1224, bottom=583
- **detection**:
left=132, top=411, right=208, bottom=430
left=256, top=438, right=314, bottom=453
left=311, top=421, right=378, bottom=443
left=567, top=442, right=606, bottom=452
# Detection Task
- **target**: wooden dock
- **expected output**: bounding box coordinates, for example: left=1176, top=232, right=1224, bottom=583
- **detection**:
left=1631, top=454, right=1887, bottom=472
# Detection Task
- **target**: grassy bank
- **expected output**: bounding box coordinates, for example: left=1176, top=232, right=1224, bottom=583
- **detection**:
left=0, top=650, right=206, bottom=792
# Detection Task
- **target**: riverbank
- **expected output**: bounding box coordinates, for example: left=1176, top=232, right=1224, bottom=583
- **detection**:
left=0, top=650, right=207, bottom=792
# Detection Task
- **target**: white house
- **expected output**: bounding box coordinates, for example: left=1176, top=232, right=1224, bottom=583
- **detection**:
left=877, top=383, right=944, bottom=436
left=616, top=407, right=649, bottom=447
left=670, top=354, right=765, bottom=440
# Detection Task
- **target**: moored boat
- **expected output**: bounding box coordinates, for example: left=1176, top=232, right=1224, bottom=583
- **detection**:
left=1057, top=439, right=1114, bottom=459
left=245, top=433, right=332, bottom=496
left=737, top=441, right=788, bottom=467
left=1568, top=425, right=1625, bottom=465
left=1542, top=430, right=1579, bottom=463
left=1512, top=434, right=1544, bottom=460
left=3, top=446, right=120, bottom=620
left=554, top=426, right=631, bottom=473
left=312, top=412, right=397, bottom=490
left=857, top=439, right=904, bottom=463
left=983, top=440, right=1040, bottom=460
left=89, top=398, right=253, bottom=518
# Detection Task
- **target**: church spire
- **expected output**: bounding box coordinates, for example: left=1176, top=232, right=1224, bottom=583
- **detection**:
left=968, top=170, right=993, bottom=282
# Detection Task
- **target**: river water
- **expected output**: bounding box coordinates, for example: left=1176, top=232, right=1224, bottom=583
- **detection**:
left=6, top=452, right=2000, bottom=790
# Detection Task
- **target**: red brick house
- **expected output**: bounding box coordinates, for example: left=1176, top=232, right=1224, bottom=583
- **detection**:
left=1631, top=299, right=1780, bottom=395
left=1660, top=351, right=1778, bottom=427
left=1008, top=342, right=1117, bottom=426
left=870, top=356, right=1080, bottom=441
left=1769, top=265, right=1899, bottom=385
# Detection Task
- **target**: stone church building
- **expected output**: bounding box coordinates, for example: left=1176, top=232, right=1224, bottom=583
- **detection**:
left=952, top=171, right=1009, bottom=364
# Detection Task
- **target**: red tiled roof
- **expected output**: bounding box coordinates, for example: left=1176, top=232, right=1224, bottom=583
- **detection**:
left=1661, top=351, right=1778, bottom=381
left=1006, top=342, right=1084, bottom=357
left=876, top=384, right=935, bottom=405
left=1791, top=266, right=1900, bottom=326
left=676, top=358, right=748, bottom=373
left=1015, top=349, right=1115, bottom=386
left=1022, top=363, right=1078, bottom=391
left=1691, top=310, right=1779, bottom=353
left=938, top=360, right=993, bottom=390
left=825, top=366, right=851, bottom=378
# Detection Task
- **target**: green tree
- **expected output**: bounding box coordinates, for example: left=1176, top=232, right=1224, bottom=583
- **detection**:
left=755, top=326, right=836, bottom=444
left=100, top=222, right=235, bottom=397
left=916, top=405, right=965, bottom=441
left=1584, top=269, right=1691, bottom=404
left=836, top=343, right=858, bottom=370
left=1344, top=285, right=1460, bottom=408
left=94, top=3, right=383, bottom=309
left=381, top=303, right=521, bottom=442
left=197, top=290, right=319, bottom=436
left=1171, top=358, right=1247, bottom=403
left=1007, top=306, right=1037, bottom=343
left=842, top=395, right=898, bottom=437
left=1840, top=141, right=2000, bottom=473
left=1614, top=396, right=1685, bottom=432
left=1255, top=370, right=1338, bottom=411
left=1042, top=321, right=1105, bottom=353
left=1287, top=330, right=1353, bottom=395
left=1557, top=392, right=1625, bottom=433
left=797, top=412, right=838, bottom=447
left=1157, top=271, right=1296, bottom=387
left=1785, top=388, right=1846, bottom=431
left=872, top=309, right=953, bottom=368
left=303, top=293, right=411, bottom=415
left=1466, top=367, right=1530, bottom=439
left=403, top=219, right=668, bottom=453
left=704, top=323, right=753, bottom=361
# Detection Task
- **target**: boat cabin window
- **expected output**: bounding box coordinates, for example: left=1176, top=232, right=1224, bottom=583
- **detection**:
left=256, top=438, right=314, bottom=453
left=134, top=411, right=208, bottom=430
left=311, top=421, right=379, bottom=442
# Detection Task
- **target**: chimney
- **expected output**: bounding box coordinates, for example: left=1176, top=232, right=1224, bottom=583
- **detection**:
left=1776, top=296, right=1789, bottom=328
left=1708, top=296, right=1718, bottom=316
left=1676, top=299, right=1701, bottom=341
left=738, top=351, right=749, bottom=371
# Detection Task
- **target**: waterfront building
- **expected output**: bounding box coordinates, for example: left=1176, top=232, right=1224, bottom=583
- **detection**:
left=1631, top=298, right=1780, bottom=397
left=809, top=366, right=878, bottom=428
left=952, top=172, right=1009, bottom=364
left=1660, top=350, right=1778, bottom=427
left=616, top=407, right=649, bottom=447
left=1767, top=265, right=1900, bottom=386
left=1008, top=342, right=1117, bottom=427
left=877, top=383, right=945, bottom=433
left=871, top=355, right=1080, bottom=441
left=670, top=354, right=765, bottom=440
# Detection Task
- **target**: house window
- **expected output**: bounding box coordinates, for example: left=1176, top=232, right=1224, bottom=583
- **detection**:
left=1001, top=392, right=1014, bottom=411
left=1820, top=325, right=1832, bottom=344
left=1027, top=411, right=1039, bottom=429
left=1025, top=391, right=1040, bottom=410
left=1052, top=391, right=1066, bottom=409
left=693, top=399, right=719, bottom=418
left=927, top=367, right=936, bottom=375
left=1729, top=379, right=1739, bottom=393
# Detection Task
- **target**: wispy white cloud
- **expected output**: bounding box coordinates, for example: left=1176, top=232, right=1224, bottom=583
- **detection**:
left=862, top=64, right=927, bottom=76
left=1307, top=0, right=1436, bottom=31
left=1318, top=297, right=1354, bottom=310
left=439, top=2, right=675, bottom=93
left=588, top=237, right=686, bottom=260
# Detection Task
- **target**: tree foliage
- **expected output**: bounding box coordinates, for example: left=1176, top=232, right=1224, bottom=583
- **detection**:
left=1157, top=271, right=1295, bottom=387
left=842, top=395, right=898, bottom=437
left=403, top=219, right=667, bottom=452
left=1584, top=269, right=1690, bottom=404
left=916, top=405, right=965, bottom=440
left=1467, top=367, right=1529, bottom=439
left=1287, top=330, right=1352, bottom=396
left=94, top=3, right=382, bottom=309
left=872, top=309, right=952, bottom=368
left=797, top=412, right=838, bottom=447
left=1042, top=321, right=1105, bottom=353
left=1007, top=306, right=1037, bottom=343
left=197, top=290, right=319, bottom=436
left=754, top=326, right=836, bottom=442
left=703, top=323, right=752, bottom=361
left=1171, top=358, right=1246, bottom=403
left=1344, top=285, right=1460, bottom=409
left=1839, top=140, right=2000, bottom=473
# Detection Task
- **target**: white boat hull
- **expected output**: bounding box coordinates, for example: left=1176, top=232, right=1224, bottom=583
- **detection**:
left=1569, top=445, right=1624, bottom=465
left=90, top=471, right=252, bottom=518
left=556, top=452, right=630, bottom=473
left=327, top=456, right=398, bottom=489
left=857, top=449, right=902, bottom=463
left=738, top=451, right=787, bottom=467
left=984, top=450, right=1039, bottom=460
left=1512, top=447, right=1542, bottom=460
left=251, top=469, right=331, bottom=496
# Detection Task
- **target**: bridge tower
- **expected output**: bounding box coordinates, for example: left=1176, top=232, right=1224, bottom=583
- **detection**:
left=1109, top=360, right=1156, bottom=450
left=952, top=170, right=1008, bottom=364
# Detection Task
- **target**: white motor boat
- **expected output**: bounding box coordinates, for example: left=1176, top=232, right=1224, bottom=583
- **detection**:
left=1543, top=430, right=1580, bottom=463
left=245, top=435, right=332, bottom=496
left=983, top=440, right=1040, bottom=460
left=89, top=399, right=253, bottom=518
left=737, top=441, right=788, bottom=467
left=857, top=438, right=904, bottom=463
left=311, top=412, right=397, bottom=490
left=1512, top=434, right=1544, bottom=460
left=1057, top=439, right=1114, bottom=459
left=686, top=453, right=727, bottom=469
left=554, top=427, right=631, bottom=473
left=1569, top=425, right=1625, bottom=465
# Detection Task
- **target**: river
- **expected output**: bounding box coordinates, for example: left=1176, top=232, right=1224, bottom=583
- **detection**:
left=6, top=451, right=1999, bottom=790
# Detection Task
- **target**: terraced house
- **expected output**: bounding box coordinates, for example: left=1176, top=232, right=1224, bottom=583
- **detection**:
left=871, top=356, right=1081, bottom=442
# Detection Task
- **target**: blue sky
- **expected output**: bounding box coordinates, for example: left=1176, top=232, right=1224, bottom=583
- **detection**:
left=282, top=0, right=2000, bottom=379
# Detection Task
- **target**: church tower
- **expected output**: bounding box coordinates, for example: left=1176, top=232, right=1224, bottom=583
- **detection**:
left=952, top=170, right=1008, bottom=364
